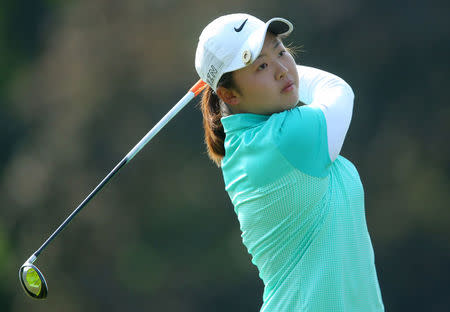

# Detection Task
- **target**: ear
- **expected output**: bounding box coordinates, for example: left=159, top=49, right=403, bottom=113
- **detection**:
left=216, top=86, right=241, bottom=106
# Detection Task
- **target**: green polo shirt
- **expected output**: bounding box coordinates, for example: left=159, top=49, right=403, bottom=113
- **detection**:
left=220, top=106, right=384, bottom=311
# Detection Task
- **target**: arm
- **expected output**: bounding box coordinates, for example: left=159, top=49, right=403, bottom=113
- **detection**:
left=297, top=65, right=355, bottom=161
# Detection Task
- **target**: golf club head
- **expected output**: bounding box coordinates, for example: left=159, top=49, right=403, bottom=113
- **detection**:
left=19, top=262, right=48, bottom=299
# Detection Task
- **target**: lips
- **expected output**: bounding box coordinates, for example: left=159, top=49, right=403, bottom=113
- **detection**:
left=281, top=81, right=294, bottom=93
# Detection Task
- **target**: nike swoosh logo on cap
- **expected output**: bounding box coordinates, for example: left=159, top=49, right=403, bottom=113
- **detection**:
left=234, top=18, right=248, bottom=32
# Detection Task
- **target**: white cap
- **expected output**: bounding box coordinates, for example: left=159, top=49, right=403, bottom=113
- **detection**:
left=195, top=13, right=293, bottom=91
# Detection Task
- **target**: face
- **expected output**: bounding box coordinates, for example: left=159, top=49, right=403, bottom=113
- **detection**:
left=218, top=32, right=299, bottom=115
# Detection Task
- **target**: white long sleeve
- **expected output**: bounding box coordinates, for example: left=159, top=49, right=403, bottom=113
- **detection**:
left=297, top=65, right=355, bottom=161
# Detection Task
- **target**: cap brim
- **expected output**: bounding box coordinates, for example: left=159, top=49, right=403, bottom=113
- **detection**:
left=267, top=18, right=293, bottom=36
left=247, top=17, right=293, bottom=64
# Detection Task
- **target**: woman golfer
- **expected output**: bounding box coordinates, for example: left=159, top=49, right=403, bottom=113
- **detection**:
left=195, top=13, right=384, bottom=311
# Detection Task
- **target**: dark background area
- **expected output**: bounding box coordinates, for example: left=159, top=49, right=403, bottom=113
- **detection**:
left=1, top=0, right=449, bottom=311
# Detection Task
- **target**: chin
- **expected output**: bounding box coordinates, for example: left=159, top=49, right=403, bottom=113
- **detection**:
left=271, top=105, right=294, bottom=115
left=286, top=98, right=300, bottom=110
left=266, top=98, right=300, bottom=115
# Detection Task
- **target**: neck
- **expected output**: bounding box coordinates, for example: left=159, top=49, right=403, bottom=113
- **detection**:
left=220, top=101, right=234, bottom=116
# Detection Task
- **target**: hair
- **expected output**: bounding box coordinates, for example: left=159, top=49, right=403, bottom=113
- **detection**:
left=199, top=72, right=237, bottom=167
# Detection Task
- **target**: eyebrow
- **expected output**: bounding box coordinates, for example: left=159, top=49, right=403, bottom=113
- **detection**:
left=256, top=39, right=282, bottom=60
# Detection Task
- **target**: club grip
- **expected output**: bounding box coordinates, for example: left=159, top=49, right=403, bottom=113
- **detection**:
left=189, top=80, right=208, bottom=96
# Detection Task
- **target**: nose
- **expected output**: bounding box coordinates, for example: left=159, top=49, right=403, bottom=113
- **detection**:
left=275, top=61, right=288, bottom=80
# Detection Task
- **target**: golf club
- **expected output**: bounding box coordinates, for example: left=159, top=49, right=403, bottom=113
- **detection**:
left=19, top=79, right=207, bottom=299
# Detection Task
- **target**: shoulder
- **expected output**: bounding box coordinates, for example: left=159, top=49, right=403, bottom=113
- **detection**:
left=266, top=106, right=331, bottom=177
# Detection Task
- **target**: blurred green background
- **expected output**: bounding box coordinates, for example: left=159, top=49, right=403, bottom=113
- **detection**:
left=1, top=0, right=449, bottom=311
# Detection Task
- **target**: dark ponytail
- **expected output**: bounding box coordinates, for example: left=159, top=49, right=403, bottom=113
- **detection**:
left=200, top=72, right=236, bottom=167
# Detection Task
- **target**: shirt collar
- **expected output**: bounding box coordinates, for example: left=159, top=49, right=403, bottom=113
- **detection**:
left=221, top=113, right=270, bottom=133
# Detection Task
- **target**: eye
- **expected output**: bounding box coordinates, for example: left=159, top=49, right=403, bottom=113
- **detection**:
left=258, top=63, right=268, bottom=71
left=279, top=49, right=286, bottom=57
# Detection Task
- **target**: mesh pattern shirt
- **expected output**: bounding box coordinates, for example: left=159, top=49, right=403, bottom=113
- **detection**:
left=220, top=66, right=384, bottom=311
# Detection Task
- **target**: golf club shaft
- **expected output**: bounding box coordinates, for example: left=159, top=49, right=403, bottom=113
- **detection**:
left=29, top=80, right=207, bottom=261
